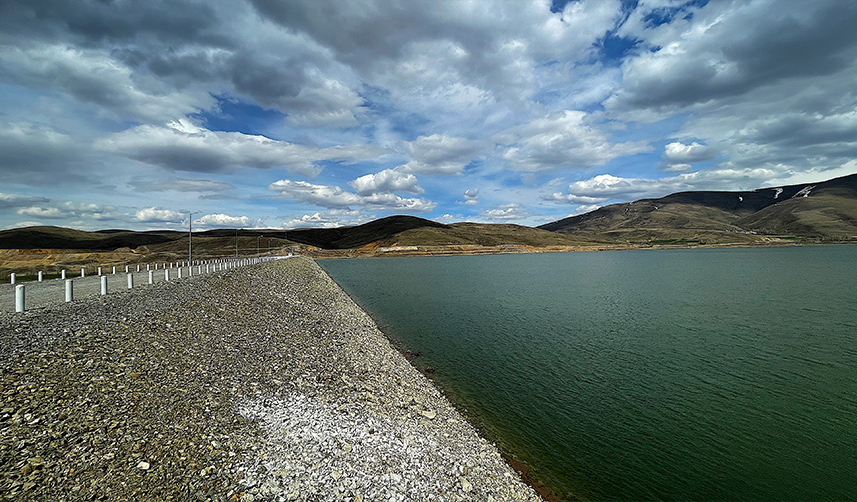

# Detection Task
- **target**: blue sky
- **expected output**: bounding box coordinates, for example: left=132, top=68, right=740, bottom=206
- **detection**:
left=1, top=0, right=856, bottom=231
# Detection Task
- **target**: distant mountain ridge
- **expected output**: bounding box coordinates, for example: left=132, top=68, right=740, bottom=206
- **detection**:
left=538, top=172, right=857, bottom=243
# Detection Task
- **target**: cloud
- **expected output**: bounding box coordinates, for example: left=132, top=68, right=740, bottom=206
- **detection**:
left=17, top=206, right=64, bottom=219
left=0, top=43, right=214, bottom=123
left=559, top=168, right=785, bottom=205
left=129, top=177, right=234, bottom=193
left=478, top=203, right=529, bottom=222
left=0, top=193, right=50, bottom=210
left=349, top=168, right=423, bottom=195
left=95, top=120, right=383, bottom=175
left=495, top=110, right=651, bottom=171
left=269, top=179, right=436, bottom=212
left=609, top=1, right=857, bottom=114
left=659, top=141, right=716, bottom=172
left=396, top=134, right=484, bottom=175
left=458, top=188, right=480, bottom=205
left=0, top=122, right=93, bottom=184
left=136, top=207, right=184, bottom=223
left=282, top=210, right=370, bottom=229
left=196, top=213, right=256, bottom=228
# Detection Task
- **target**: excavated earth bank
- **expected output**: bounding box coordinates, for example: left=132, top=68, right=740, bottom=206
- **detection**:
left=0, top=257, right=541, bottom=501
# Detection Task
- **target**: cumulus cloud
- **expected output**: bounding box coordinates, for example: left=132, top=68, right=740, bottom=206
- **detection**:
left=396, top=134, right=484, bottom=175
left=282, top=210, right=370, bottom=229
left=95, top=120, right=384, bottom=175
left=478, top=203, right=529, bottom=222
left=495, top=110, right=651, bottom=171
left=269, top=179, right=436, bottom=212
left=460, top=188, right=480, bottom=205
left=349, top=168, right=423, bottom=195
left=136, top=207, right=184, bottom=223
left=660, top=141, right=716, bottom=172
left=17, top=206, right=64, bottom=219
left=0, top=193, right=50, bottom=210
left=558, top=168, right=784, bottom=205
left=610, top=1, right=857, bottom=114
left=196, top=213, right=256, bottom=228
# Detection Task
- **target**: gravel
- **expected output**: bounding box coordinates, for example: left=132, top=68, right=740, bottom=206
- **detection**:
left=0, top=257, right=541, bottom=501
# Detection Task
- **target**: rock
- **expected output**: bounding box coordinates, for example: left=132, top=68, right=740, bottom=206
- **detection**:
left=137, top=461, right=150, bottom=470
left=420, top=410, right=437, bottom=420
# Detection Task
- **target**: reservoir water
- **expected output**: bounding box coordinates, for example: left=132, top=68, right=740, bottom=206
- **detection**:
left=318, top=246, right=857, bottom=501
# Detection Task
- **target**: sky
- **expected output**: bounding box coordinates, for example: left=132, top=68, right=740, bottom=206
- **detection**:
left=1, top=0, right=856, bottom=231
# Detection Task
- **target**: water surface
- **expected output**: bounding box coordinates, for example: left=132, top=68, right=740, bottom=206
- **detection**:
left=319, top=246, right=857, bottom=501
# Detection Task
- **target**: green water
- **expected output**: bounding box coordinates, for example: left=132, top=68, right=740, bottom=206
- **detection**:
left=319, top=246, right=857, bottom=501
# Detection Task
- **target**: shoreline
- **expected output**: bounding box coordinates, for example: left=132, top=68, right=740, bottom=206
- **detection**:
left=0, top=257, right=542, bottom=501
left=306, top=239, right=855, bottom=260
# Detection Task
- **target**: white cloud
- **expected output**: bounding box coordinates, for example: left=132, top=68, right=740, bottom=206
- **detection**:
left=574, top=204, right=601, bottom=215
left=130, top=177, right=234, bottom=193
left=269, top=179, right=436, bottom=212
left=282, top=210, right=370, bottom=229
left=0, top=43, right=214, bottom=123
left=196, top=213, right=255, bottom=228
left=460, top=188, right=480, bottom=205
left=478, top=203, right=529, bottom=222
left=396, top=134, right=484, bottom=175
left=495, top=110, right=651, bottom=171
left=95, top=120, right=384, bottom=175
left=17, top=206, right=64, bottom=219
left=136, top=207, right=184, bottom=223
left=349, top=168, right=423, bottom=195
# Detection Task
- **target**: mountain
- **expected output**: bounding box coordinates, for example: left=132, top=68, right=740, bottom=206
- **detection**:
left=538, top=173, right=857, bottom=244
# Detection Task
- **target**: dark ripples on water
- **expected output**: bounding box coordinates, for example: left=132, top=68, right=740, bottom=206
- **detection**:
left=320, top=246, right=857, bottom=501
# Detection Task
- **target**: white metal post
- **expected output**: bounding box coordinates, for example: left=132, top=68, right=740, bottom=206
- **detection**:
left=100, top=276, right=108, bottom=295
left=10, top=273, right=15, bottom=284
left=15, top=284, right=24, bottom=312
left=61, top=269, right=66, bottom=280
left=148, top=270, right=154, bottom=284
left=65, top=279, right=73, bottom=302
left=127, top=273, right=133, bottom=289
left=38, top=271, right=43, bottom=282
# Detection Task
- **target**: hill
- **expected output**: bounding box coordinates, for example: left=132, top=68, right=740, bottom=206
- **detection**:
left=538, top=173, right=857, bottom=244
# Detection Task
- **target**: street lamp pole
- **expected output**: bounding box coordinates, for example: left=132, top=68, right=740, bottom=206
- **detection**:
left=188, top=211, right=201, bottom=266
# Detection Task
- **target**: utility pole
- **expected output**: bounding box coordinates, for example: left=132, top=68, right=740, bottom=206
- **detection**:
left=188, top=211, right=201, bottom=266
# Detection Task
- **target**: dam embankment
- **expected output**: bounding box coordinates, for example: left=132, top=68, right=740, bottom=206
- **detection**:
left=0, top=257, right=541, bottom=501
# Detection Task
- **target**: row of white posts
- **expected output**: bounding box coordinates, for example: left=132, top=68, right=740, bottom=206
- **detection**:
left=13, top=256, right=284, bottom=313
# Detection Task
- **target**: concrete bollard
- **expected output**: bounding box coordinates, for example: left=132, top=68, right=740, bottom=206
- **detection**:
left=177, top=267, right=182, bottom=279
left=146, top=264, right=150, bottom=271
left=61, top=269, right=66, bottom=280
left=81, top=268, right=85, bottom=278
left=165, top=269, right=170, bottom=282
left=15, top=284, right=24, bottom=312
left=148, top=270, right=154, bottom=284
left=188, top=266, right=193, bottom=277
left=206, top=264, right=210, bottom=273
left=65, top=279, right=73, bottom=302
left=38, top=271, right=43, bottom=282
left=198, top=265, right=202, bottom=275
left=10, top=273, right=15, bottom=284
left=137, top=264, right=141, bottom=272
left=127, top=273, right=133, bottom=289
left=98, top=267, right=102, bottom=276
left=125, top=265, right=129, bottom=273
left=112, top=266, right=116, bottom=275
left=100, top=276, right=108, bottom=295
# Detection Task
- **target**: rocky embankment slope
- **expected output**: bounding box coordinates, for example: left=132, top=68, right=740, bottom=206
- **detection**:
left=0, top=258, right=541, bottom=501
